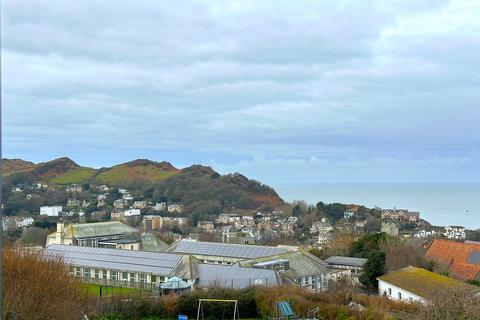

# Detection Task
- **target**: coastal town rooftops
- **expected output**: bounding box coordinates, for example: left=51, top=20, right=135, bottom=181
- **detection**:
left=65, top=221, right=138, bottom=239
left=377, top=266, right=477, bottom=301
left=168, top=239, right=287, bottom=259
left=325, top=256, right=368, bottom=267
left=44, top=244, right=185, bottom=276
left=424, top=239, right=480, bottom=280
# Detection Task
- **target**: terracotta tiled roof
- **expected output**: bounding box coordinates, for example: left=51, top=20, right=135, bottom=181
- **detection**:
left=424, top=239, right=480, bottom=280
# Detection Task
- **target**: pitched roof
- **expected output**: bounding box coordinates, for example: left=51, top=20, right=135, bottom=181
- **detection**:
left=168, top=239, right=287, bottom=259
left=239, top=250, right=330, bottom=279
left=66, top=221, right=138, bottom=238
left=196, top=263, right=280, bottom=289
left=325, top=256, right=368, bottom=267
left=424, top=239, right=480, bottom=280
left=44, top=244, right=187, bottom=277
left=377, top=266, right=476, bottom=300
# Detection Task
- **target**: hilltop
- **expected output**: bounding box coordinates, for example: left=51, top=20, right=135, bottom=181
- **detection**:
left=2, top=157, right=284, bottom=209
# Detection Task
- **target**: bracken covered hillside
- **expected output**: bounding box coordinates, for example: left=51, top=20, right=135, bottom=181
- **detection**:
left=2, top=157, right=284, bottom=210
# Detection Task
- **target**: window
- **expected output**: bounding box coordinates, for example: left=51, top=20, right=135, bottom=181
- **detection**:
left=75, top=267, right=81, bottom=277
left=130, top=245, right=134, bottom=250
left=83, top=268, right=91, bottom=278
left=388, top=288, right=392, bottom=296
left=95, top=269, right=100, bottom=279
left=122, top=272, right=128, bottom=281
left=129, top=273, right=135, bottom=282
left=69, top=267, right=74, bottom=275
left=151, top=275, right=157, bottom=283
left=398, top=292, right=402, bottom=300
left=111, top=271, right=118, bottom=281
left=102, top=270, right=108, bottom=280
left=138, top=274, right=145, bottom=283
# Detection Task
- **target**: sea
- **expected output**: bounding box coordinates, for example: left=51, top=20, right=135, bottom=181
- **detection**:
left=273, top=183, right=480, bottom=230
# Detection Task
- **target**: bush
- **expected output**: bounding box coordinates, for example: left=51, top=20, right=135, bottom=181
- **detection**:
left=3, top=248, right=91, bottom=320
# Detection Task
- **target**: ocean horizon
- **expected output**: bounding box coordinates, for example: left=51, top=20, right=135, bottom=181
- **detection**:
left=273, top=183, right=480, bottom=230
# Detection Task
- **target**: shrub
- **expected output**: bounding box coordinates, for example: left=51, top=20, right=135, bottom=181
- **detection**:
left=2, top=248, right=91, bottom=320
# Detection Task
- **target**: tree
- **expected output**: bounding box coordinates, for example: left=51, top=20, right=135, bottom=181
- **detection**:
left=360, top=251, right=386, bottom=291
left=291, top=204, right=301, bottom=217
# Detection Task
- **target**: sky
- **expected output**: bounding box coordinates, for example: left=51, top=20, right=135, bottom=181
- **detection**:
left=2, top=0, right=480, bottom=185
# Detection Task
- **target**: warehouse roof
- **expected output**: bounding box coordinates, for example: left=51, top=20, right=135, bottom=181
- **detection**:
left=44, top=244, right=185, bottom=277
left=325, top=256, right=367, bottom=267
left=169, top=239, right=287, bottom=259
left=68, top=221, right=138, bottom=238
left=196, top=263, right=280, bottom=289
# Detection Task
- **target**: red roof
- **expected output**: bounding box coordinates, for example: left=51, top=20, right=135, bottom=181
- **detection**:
left=424, top=239, right=480, bottom=280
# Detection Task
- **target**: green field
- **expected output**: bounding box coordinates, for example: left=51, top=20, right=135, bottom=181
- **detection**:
left=50, top=167, right=97, bottom=184
left=95, top=164, right=178, bottom=185
left=82, top=283, right=146, bottom=297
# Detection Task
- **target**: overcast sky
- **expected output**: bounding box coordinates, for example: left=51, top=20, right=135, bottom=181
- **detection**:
left=2, top=0, right=479, bottom=184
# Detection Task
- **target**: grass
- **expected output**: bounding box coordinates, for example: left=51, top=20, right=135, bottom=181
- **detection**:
left=49, top=167, right=97, bottom=184
left=95, top=164, right=178, bottom=185
left=82, top=283, right=145, bottom=297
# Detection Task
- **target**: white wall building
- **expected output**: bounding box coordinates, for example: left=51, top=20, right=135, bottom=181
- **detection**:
left=124, top=209, right=141, bottom=217
left=40, top=206, right=63, bottom=217
left=444, top=226, right=466, bottom=239
left=377, top=266, right=475, bottom=304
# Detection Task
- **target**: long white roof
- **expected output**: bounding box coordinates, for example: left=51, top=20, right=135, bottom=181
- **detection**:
left=170, top=239, right=287, bottom=259
left=44, top=244, right=184, bottom=276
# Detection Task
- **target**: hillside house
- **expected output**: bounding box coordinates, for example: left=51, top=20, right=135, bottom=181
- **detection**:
left=66, top=184, right=82, bottom=193
left=122, top=193, right=134, bottom=201
left=113, top=199, right=129, bottom=209
left=424, top=239, right=480, bottom=280
left=67, top=199, right=81, bottom=207
left=344, top=210, right=355, bottom=219
left=40, top=206, right=62, bottom=217
left=133, top=201, right=147, bottom=209
left=381, top=209, right=420, bottom=223
left=2, top=216, right=35, bottom=231
left=153, top=202, right=167, bottom=211
left=377, top=266, right=477, bottom=304
left=444, top=226, right=466, bottom=239
left=414, top=229, right=438, bottom=238
left=124, top=209, right=141, bottom=217
left=167, top=204, right=184, bottom=213
left=197, top=221, right=215, bottom=233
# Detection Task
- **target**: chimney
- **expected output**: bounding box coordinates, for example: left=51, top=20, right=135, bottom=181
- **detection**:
left=56, top=221, right=65, bottom=244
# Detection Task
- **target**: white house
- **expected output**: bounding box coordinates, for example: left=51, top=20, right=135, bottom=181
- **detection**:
left=344, top=210, right=355, bottom=219
left=414, top=229, right=437, bottom=238
left=377, top=266, right=476, bottom=304
left=124, top=209, right=141, bottom=217
left=40, top=206, right=63, bottom=217
left=444, top=226, right=466, bottom=239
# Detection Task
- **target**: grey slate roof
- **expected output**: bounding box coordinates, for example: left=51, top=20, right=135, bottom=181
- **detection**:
left=44, top=244, right=184, bottom=276
left=325, top=256, right=368, bottom=267
left=170, top=239, right=287, bottom=259
left=467, top=251, right=480, bottom=265
left=240, top=250, right=331, bottom=279
left=141, top=234, right=169, bottom=252
left=196, top=263, right=280, bottom=289
left=68, top=221, right=138, bottom=238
